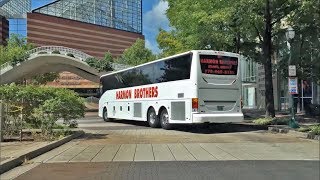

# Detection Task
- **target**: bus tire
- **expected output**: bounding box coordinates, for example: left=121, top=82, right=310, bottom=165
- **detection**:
left=160, top=108, right=172, bottom=130
left=147, top=107, right=160, bottom=128
left=103, top=108, right=111, bottom=122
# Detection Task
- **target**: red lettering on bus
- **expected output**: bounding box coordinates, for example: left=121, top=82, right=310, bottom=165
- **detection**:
left=154, top=86, right=158, bottom=97
left=116, top=86, right=158, bottom=99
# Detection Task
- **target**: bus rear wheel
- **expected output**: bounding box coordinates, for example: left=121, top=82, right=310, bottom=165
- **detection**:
left=160, top=108, right=172, bottom=130
left=147, top=107, right=160, bottom=128
left=103, top=108, right=112, bottom=122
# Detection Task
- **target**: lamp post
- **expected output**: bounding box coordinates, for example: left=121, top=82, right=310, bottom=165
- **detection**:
left=286, top=26, right=299, bottom=128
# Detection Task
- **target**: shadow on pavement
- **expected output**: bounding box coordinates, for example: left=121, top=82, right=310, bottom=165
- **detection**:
left=172, top=123, right=267, bottom=134
left=100, top=120, right=267, bottom=134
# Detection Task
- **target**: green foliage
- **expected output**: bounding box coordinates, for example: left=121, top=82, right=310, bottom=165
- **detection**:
left=0, top=84, right=85, bottom=135
left=298, top=125, right=320, bottom=135
left=275, top=0, right=320, bottom=84
left=85, top=57, right=113, bottom=72
left=157, top=29, right=188, bottom=57
left=52, top=50, right=60, bottom=54
left=104, top=51, right=114, bottom=63
left=253, top=118, right=289, bottom=125
left=0, top=34, right=34, bottom=66
left=310, top=125, right=320, bottom=135
left=298, top=127, right=311, bottom=132
left=38, top=51, right=48, bottom=55
left=30, top=72, right=60, bottom=85
left=67, top=53, right=75, bottom=58
left=161, top=0, right=319, bottom=117
left=118, top=39, right=155, bottom=65
left=253, top=118, right=274, bottom=126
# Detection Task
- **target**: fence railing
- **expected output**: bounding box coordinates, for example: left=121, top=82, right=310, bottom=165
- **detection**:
left=27, top=46, right=93, bottom=61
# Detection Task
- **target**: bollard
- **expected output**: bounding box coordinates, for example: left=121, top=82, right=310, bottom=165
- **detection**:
left=0, top=101, right=4, bottom=142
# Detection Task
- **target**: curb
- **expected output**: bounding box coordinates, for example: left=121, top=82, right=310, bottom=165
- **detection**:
left=0, top=130, right=84, bottom=174
left=268, top=126, right=320, bottom=140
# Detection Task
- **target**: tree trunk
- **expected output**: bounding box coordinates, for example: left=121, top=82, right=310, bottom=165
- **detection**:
left=263, top=0, right=275, bottom=117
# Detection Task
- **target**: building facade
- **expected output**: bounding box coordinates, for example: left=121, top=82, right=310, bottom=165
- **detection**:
left=241, top=57, right=320, bottom=113
left=0, top=15, right=9, bottom=45
left=1, top=0, right=143, bottom=95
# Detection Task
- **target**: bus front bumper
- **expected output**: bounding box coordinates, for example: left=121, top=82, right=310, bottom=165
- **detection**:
left=192, top=113, right=243, bottom=123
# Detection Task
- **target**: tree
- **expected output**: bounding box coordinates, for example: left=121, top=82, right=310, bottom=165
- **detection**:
left=118, top=39, right=155, bottom=65
left=276, top=0, right=320, bottom=84
left=0, top=34, right=34, bottom=65
left=157, top=29, right=187, bottom=57
left=161, top=0, right=306, bottom=117
left=85, top=57, right=113, bottom=72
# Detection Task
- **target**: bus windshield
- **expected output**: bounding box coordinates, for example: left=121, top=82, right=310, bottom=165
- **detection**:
left=200, top=55, right=238, bottom=75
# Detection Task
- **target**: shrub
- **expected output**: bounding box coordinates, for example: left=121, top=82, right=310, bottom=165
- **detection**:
left=53, top=123, right=68, bottom=129
left=66, top=53, right=75, bottom=58
left=253, top=118, right=274, bottom=125
left=297, top=127, right=311, bottom=132
left=310, top=125, right=320, bottom=135
left=253, top=118, right=290, bottom=126
left=52, top=50, right=60, bottom=54
left=0, top=84, right=85, bottom=136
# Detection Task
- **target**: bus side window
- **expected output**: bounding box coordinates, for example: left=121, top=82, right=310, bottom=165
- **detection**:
left=113, top=106, right=115, bottom=111
left=128, top=106, right=130, bottom=111
left=120, top=106, right=122, bottom=111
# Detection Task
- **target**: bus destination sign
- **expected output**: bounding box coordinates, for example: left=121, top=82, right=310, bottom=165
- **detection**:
left=200, top=55, right=238, bottom=75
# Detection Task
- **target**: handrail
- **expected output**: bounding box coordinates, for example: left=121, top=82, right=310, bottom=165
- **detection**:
left=27, top=46, right=93, bottom=61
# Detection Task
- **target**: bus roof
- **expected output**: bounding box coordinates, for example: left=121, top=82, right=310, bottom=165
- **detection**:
left=100, top=50, right=240, bottom=78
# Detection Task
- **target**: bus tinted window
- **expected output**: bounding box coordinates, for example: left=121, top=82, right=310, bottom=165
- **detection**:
left=101, top=54, right=192, bottom=91
left=200, top=55, right=238, bottom=75
left=155, top=55, right=192, bottom=83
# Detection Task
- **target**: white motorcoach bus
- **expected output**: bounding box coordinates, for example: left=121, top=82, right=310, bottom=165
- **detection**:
left=99, top=50, right=243, bottom=129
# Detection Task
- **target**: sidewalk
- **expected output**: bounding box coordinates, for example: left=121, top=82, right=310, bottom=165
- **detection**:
left=1, top=141, right=50, bottom=163
left=0, top=131, right=84, bottom=174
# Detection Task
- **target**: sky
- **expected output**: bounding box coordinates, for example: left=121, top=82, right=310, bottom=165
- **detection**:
left=31, top=0, right=170, bottom=54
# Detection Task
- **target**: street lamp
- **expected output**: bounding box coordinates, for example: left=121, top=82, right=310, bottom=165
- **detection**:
left=286, top=26, right=299, bottom=128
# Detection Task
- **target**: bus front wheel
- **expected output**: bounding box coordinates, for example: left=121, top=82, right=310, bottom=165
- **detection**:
left=103, top=108, right=112, bottom=122
left=147, top=107, right=160, bottom=128
left=160, top=108, right=172, bottom=130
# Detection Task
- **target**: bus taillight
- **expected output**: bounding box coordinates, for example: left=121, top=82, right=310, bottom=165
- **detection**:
left=192, top=98, right=198, bottom=112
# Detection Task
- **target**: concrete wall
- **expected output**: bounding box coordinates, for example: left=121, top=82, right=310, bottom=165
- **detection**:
left=0, top=16, right=9, bottom=46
